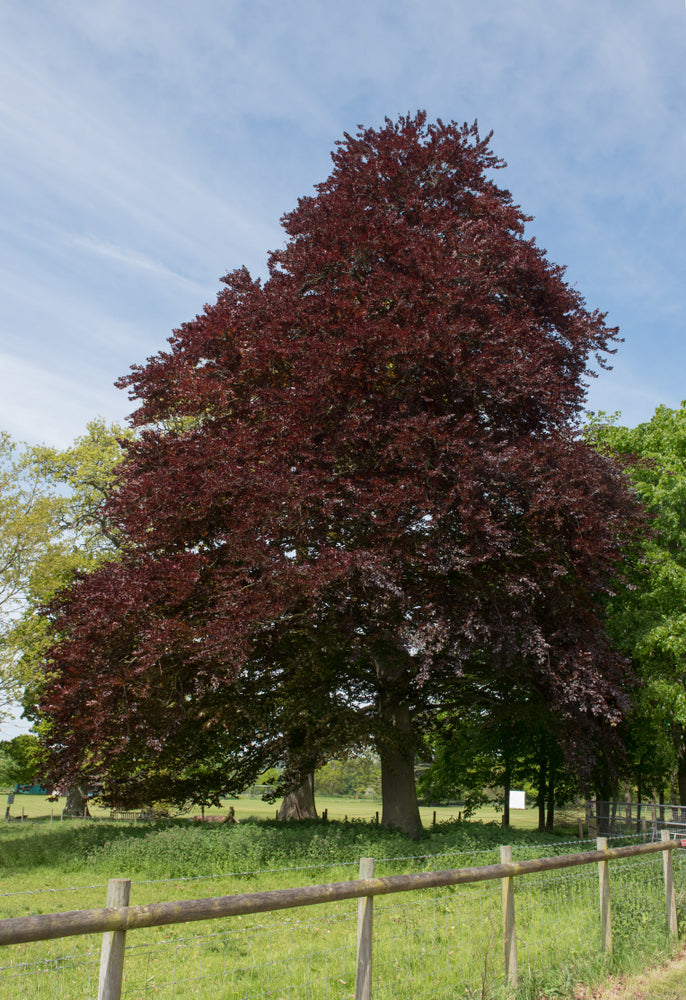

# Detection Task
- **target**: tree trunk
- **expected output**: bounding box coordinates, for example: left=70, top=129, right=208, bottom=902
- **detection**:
left=372, top=652, right=423, bottom=840
left=376, top=678, right=422, bottom=840
left=63, top=784, right=90, bottom=818
left=545, top=761, right=556, bottom=831
left=378, top=739, right=422, bottom=840
left=537, top=756, right=547, bottom=832
left=278, top=773, right=317, bottom=820
left=502, top=756, right=511, bottom=828
left=678, top=756, right=686, bottom=806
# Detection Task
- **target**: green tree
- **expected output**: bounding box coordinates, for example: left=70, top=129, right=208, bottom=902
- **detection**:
left=316, top=754, right=381, bottom=798
left=418, top=680, right=581, bottom=829
left=0, top=419, right=128, bottom=727
left=588, top=403, right=686, bottom=803
left=0, top=733, right=41, bottom=787
left=0, top=433, right=62, bottom=721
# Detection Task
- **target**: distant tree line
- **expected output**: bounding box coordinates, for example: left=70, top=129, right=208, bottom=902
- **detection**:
left=315, top=755, right=382, bottom=799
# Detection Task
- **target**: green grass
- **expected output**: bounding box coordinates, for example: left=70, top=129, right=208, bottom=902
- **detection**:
left=4, top=789, right=578, bottom=830
left=0, top=809, right=680, bottom=1000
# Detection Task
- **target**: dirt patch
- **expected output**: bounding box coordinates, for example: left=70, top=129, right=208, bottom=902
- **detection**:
left=567, top=948, right=686, bottom=999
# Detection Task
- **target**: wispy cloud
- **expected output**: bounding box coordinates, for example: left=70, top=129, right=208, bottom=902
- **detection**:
left=0, top=351, right=130, bottom=448
left=65, top=236, right=208, bottom=294
left=0, top=0, right=684, bottom=447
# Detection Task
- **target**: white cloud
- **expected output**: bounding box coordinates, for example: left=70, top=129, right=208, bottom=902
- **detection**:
left=0, top=0, right=682, bottom=446
left=65, top=236, right=208, bottom=294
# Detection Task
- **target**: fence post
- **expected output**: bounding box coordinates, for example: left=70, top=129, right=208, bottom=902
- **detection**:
left=578, top=817, right=584, bottom=839
left=98, top=878, right=131, bottom=1000
left=355, top=857, right=374, bottom=1000
left=500, top=845, right=518, bottom=986
left=661, top=830, right=678, bottom=936
left=597, top=837, right=612, bottom=954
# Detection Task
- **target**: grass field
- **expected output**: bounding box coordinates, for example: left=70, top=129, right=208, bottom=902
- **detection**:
left=0, top=805, right=680, bottom=999
left=3, top=789, right=571, bottom=830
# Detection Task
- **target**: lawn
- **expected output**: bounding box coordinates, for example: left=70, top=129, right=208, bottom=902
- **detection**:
left=0, top=805, right=679, bottom=1000
left=3, top=789, right=576, bottom=832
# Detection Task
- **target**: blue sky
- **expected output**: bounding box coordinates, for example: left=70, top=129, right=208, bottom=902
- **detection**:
left=1, top=0, right=685, bottom=450
left=1, top=0, right=685, bottom=738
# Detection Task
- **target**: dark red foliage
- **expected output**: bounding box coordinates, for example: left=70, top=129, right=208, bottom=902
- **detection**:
left=39, top=114, right=644, bottom=820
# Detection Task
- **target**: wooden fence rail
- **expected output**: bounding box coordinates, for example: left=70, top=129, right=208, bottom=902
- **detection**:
left=0, top=837, right=681, bottom=1000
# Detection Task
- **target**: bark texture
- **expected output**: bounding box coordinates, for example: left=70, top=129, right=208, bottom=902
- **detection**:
left=379, top=743, right=422, bottom=840
left=278, top=773, right=317, bottom=820
left=502, top=757, right=511, bottom=828
left=376, top=663, right=422, bottom=839
left=537, top=757, right=547, bottom=832
left=63, top=784, right=90, bottom=818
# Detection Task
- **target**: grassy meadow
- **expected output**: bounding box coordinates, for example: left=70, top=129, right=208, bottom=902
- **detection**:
left=4, top=788, right=570, bottom=829
left=0, top=799, right=682, bottom=1000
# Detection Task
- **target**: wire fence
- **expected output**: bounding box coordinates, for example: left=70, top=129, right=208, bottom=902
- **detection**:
left=1, top=836, right=683, bottom=1000
left=587, top=799, right=686, bottom=839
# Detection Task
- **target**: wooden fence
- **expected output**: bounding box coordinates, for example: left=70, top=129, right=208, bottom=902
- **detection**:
left=0, top=834, right=681, bottom=1000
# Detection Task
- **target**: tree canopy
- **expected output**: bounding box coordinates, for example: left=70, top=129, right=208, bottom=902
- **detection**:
left=39, top=114, right=644, bottom=835
left=588, top=403, right=686, bottom=802
left=0, top=420, right=128, bottom=730
left=0, top=733, right=41, bottom=788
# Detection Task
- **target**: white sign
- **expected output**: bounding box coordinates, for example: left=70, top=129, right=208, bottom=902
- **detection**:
left=509, top=790, right=525, bottom=810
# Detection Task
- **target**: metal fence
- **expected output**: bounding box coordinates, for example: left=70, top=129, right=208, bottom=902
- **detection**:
left=586, top=799, right=686, bottom=839
left=0, top=835, right=682, bottom=1000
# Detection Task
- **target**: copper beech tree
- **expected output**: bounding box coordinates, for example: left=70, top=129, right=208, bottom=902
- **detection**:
left=40, top=114, right=644, bottom=836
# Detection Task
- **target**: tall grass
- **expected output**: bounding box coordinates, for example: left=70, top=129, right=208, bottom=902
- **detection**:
left=0, top=815, right=565, bottom=886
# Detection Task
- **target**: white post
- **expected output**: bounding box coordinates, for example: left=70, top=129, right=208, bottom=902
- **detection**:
left=661, top=830, right=678, bottom=936
left=500, top=845, right=518, bottom=986
left=597, top=837, right=612, bottom=953
left=355, top=857, right=374, bottom=1000
left=98, top=879, right=130, bottom=1000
